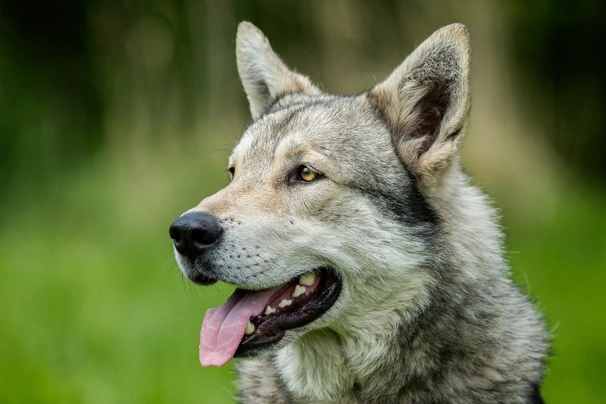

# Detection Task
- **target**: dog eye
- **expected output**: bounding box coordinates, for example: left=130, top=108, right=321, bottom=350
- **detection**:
left=227, top=166, right=235, bottom=179
left=297, top=165, right=321, bottom=182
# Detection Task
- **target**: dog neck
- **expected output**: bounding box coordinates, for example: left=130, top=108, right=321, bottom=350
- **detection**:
left=270, top=166, right=545, bottom=403
left=273, top=261, right=438, bottom=402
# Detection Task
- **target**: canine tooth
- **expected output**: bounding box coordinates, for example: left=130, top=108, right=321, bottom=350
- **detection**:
left=264, top=306, right=276, bottom=315
left=278, top=299, right=292, bottom=308
left=244, top=321, right=255, bottom=335
left=292, top=285, right=306, bottom=298
left=299, top=272, right=316, bottom=286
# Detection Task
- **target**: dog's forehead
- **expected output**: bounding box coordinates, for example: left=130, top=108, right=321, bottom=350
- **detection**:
left=232, top=95, right=392, bottom=165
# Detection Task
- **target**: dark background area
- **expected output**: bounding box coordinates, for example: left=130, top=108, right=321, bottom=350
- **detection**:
left=1, top=0, right=605, bottom=194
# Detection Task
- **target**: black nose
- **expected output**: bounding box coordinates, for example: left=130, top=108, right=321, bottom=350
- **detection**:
left=169, top=212, right=223, bottom=259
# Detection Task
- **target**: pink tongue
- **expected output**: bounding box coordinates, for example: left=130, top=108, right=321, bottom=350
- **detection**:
left=199, top=286, right=280, bottom=367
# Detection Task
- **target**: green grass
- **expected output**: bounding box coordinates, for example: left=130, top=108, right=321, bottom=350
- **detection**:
left=0, top=141, right=238, bottom=403
left=1, top=140, right=604, bottom=403
left=505, top=188, right=606, bottom=404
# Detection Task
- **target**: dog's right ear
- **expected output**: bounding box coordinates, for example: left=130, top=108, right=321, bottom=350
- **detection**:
left=370, top=24, right=471, bottom=183
left=236, top=22, right=321, bottom=119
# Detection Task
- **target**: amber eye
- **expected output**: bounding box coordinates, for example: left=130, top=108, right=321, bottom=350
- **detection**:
left=297, top=165, right=320, bottom=182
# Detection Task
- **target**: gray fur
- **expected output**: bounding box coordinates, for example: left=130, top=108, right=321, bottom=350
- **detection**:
left=174, top=22, right=548, bottom=403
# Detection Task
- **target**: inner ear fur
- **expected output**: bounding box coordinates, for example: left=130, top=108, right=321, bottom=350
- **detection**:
left=370, top=24, right=471, bottom=180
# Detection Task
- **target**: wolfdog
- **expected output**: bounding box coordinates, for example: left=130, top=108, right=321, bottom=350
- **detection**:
left=169, top=22, right=548, bottom=403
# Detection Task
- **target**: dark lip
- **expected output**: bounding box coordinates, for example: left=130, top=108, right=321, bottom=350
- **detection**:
left=189, top=272, right=218, bottom=286
left=234, top=268, right=341, bottom=358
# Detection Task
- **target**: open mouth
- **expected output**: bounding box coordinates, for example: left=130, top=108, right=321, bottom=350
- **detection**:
left=199, top=267, right=341, bottom=367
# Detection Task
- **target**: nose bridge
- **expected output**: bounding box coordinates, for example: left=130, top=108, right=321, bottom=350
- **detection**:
left=193, top=181, right=280, bottom=217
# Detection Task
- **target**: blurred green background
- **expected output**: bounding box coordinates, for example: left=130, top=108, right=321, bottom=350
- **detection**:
left=1, top=1, right=605, bottom=403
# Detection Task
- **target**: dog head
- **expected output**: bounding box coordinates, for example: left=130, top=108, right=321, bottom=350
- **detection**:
left=169, top=22, right=471, bottom=367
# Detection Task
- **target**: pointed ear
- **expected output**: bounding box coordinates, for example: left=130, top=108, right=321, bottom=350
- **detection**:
left=236, top=22, right=321, bottom=119
left=369, top=24, right=471, bottom=180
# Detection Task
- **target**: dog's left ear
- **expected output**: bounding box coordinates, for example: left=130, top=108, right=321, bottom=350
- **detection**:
left=370, top=24, right=471, bottom=180
left=236, top=22, right=321, bottom=119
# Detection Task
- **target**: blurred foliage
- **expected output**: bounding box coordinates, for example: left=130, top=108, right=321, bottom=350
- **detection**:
left=504, top=0, right=606, bottom=181
left=2, top=0, right=605, bottom=196
left=0, top=1, right=604, bottom=403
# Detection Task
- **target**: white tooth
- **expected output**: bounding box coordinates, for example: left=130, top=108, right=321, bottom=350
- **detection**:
left=299, top=272, right=316, bottom=286
left=244, top=321, right=255, bottom=335
left=278, top=299, right=292, bottom=308
left=264, top=306, right=276, bottom=315
left=292, top=285, right=306, bottom=298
